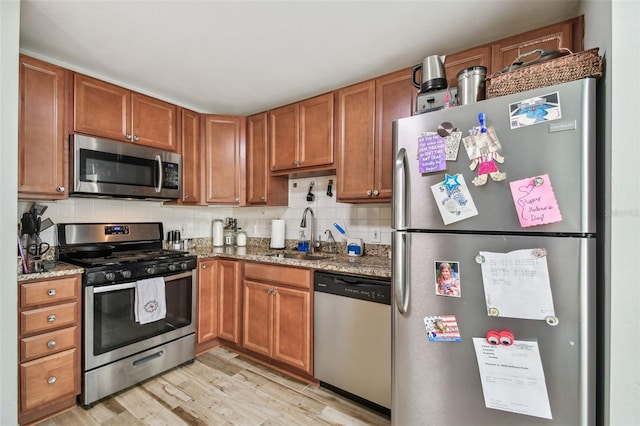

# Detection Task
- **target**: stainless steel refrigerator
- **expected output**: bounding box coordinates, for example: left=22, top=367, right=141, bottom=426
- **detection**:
left=391, top=78, right=596, bottom=425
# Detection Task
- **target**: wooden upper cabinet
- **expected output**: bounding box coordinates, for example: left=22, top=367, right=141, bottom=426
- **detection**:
left=337, top=68, right=415, bottom=203
left=336, top=80, right=376, bottom=201
left=299, top=92, right=334, bottom=169
left=444, top=46, right=492, bottom=90
left=270, top=92, right=334, bottom=174
left=179, top=108, right=201, bottom=204
left=375, top=68, right=417, bottom=201
left=18, top=55, right=68, bottom=200
left=74, top=73, right=177, bottom=151
left=444, top=16, right=584, bottom=89
left=203, top=115, right=246, bottom=205
left=247, top=113, right=288, bottom=206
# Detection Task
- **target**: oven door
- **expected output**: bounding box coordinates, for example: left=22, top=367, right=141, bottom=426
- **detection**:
left=84, top=270, right=195, bottom=371
left=72, top=134, right=181, bottom=199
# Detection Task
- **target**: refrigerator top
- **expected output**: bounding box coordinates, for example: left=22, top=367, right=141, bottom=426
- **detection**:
left=392, top=78, right=596, bottom=235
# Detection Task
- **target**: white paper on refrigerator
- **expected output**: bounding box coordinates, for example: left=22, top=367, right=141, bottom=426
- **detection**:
left=472, top=338, right=552, bottom=419
left=478, top=249, right=556, bottom=320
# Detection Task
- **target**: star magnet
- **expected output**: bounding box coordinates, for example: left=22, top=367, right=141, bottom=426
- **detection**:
left=443, top=174, right=461, bottom=191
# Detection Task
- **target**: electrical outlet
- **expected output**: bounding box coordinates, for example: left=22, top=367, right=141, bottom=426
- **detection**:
left=371, top=228, right=381, bottom=243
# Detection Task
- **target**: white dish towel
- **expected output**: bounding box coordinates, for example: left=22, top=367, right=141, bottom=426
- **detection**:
left=134, top=277, right=167, bottom=324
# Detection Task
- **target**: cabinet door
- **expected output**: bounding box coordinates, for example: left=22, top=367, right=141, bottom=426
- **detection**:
left=217, top=259, right=242, bottom=344
left=336, top=80, right=376, bottom=201
left=491, top=18, right=582, bottom=73
left=203, top=115, right=245, bottom=205
left=18, top=56, right=68, bottom=199
left=242, top=280, right=273, bottom=357
left=74, top=73, right=131, bottom=142
left=196, top=259, right=218, bottom=349
left=299, top=92, right=334, bottom=169
left=247, top=113, right=269, bottom=204
left=375, top=68, right=416, bottom=201
left=444, top=45, right=492, bottom=90
left=269, top=103, right=299, bottom=172
left=131, top=93, right=177, bottom=151
left=272, top=285, right=311, bottom=374
left=179, top=108, right=201, bottom=204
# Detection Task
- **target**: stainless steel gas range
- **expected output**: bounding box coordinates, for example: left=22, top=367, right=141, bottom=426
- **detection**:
left=57, top=222, right=197, bottom=407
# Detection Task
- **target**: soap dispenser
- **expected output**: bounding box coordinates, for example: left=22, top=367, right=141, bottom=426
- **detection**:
left=297, top=230, right=309, bottom=252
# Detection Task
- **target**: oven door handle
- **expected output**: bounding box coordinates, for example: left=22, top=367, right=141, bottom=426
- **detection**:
left=91, top=271, right=193, bottom=294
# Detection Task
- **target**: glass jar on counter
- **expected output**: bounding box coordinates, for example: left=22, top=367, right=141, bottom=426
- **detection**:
left=224, top=228, right=236, bottom=246
left=236, top=230, right=247, bottom=247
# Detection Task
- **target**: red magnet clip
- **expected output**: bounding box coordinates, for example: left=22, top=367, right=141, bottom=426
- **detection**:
left=485, top=330, right=515, bottom=346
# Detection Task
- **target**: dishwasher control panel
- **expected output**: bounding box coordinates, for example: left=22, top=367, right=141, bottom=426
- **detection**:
left=314, top=271, right=391, bottom=305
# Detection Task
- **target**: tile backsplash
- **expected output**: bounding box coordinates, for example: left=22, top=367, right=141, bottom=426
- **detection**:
left=19, top=175, right=392, bottom=248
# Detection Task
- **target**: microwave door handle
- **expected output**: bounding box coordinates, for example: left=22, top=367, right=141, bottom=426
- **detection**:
left=155, top=155, right=163, bottom=193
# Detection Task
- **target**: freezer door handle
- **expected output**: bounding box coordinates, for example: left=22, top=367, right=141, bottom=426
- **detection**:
left=393, top=148, right=409, bottom=230
left=392, top=231, right=409, bottom=314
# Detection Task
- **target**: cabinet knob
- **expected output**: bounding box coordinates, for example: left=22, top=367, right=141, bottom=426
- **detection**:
left=133, top=135, right=139, bottom=141
left=366, top=189, right=373, bottom=196
left=125, top=133, right=132, bottom=140
left=185, top=194, right=190, bottom=200
left=47, top=314, right=56, bottom=323
left=235, top=197, right=240, bottom=202
left=200, top=264, right=206, bottom=269
left=56, top=186, right=65, bottom=193
left=47, top=288, right=56, bottom=296
left=47, top=376, right=57, bottom=385
left=260, top=195, right=266, bottom=201
left=373, top=189, right=380, bottom=196
left=47, top=340, right=56, bottom=349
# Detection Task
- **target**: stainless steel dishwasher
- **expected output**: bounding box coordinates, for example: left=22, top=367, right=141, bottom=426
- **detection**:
left=314, top=271, right=391, bottom=414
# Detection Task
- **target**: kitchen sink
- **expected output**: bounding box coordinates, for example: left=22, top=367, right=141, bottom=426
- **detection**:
left=267, top=252, right=331, bottom=261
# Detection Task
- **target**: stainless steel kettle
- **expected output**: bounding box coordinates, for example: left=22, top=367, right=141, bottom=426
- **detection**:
left=411, top=55, right=447, bottom=93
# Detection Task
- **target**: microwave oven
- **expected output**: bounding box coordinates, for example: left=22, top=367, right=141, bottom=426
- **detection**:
left=71, top=134, right=182, bottom=200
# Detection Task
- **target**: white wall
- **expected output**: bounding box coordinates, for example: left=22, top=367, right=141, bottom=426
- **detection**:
left=1, top=1, right=20, bottom=424
left=21, top=175, right=392, bottom=247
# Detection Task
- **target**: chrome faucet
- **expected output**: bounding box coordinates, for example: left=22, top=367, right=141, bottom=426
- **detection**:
left=300, top=207, right=317, bottom=253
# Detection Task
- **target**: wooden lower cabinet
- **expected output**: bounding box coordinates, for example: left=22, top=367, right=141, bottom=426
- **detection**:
left=18, top=275, right=81, bottom=425
left=196, top=258, right=242, bottom=355
left=242, top=263, right=312, bottom=375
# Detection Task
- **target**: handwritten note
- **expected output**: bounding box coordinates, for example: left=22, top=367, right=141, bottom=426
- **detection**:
left=509, top=174, right=562, bottom=228
left=418, top=134, right=446, bottom=174
left=479, top=249, right=555, bottom=320
left=473, top=338, right=552, bottom=419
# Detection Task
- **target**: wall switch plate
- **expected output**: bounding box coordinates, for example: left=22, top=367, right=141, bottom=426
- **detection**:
left=371, top=228, right=381, bottom=243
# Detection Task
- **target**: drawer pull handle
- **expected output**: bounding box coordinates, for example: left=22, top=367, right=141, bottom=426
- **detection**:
left=48, top=288, right=56, bottom=296
left=47, top=340, right=56, bottom=349
left=47, top=376, right=56, bottom=385
left=47, top=314, right=56, bottom=323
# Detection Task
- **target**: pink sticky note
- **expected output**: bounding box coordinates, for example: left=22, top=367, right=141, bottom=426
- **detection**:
left=509, top=174, right=562, bottom=227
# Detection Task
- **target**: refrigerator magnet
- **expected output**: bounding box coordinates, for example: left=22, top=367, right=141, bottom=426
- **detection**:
left=430, top=174, right=479, bottom=225
left=462, top=126, right=506, bottom=186
left=417, top=134, right=447, bottom=174
left=509, top=91, right=561, bottom=129
left=434, top=261, right=461, bottom=297
left=424, top=315, right=461, bottom=342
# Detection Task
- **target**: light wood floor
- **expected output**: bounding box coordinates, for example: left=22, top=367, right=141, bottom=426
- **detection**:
left=41, top=347, right=391, bottom=426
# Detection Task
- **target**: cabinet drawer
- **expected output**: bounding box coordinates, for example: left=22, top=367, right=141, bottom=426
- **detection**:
left=20, top=276, right=79, bottom=308
left=245, top=263, right=311, bottom=289
left=20, top=348, right=77, bottom=412
left=21, top=326, right=77, bottom=362
left=20, top=302, right=77, bottom=336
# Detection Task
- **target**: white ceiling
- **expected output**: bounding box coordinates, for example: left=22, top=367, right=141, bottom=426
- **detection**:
left=19, top=0, right=581, bottom=116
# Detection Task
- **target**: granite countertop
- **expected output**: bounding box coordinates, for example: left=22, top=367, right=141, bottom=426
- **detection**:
left=191, top=246, right=392, bottom=279
left=17, top=245, right=392, bottom=282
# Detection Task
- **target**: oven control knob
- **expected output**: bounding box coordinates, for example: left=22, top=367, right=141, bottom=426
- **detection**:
left=145, top=265, right=156, bottom=274
left=168, top=263, right=177, bottom=272
left=104, top=271, right=116, bottom=282
left=180, top=262, right=188, bottom=270
left=121, top=269, right=132, bottom=279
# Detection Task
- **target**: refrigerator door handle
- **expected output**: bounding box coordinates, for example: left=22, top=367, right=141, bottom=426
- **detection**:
left=392, top=231, right=409, bottom=314
left=393, top=147, right=410, bottom=230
